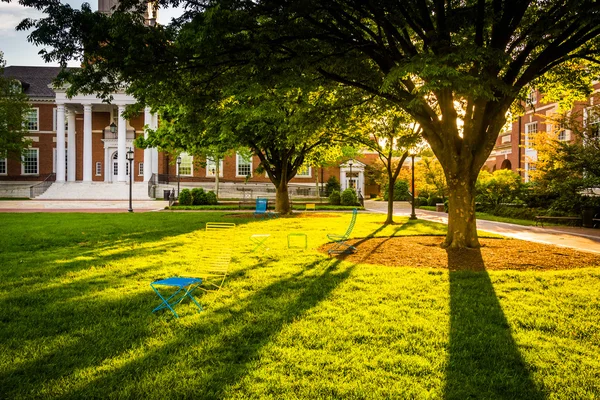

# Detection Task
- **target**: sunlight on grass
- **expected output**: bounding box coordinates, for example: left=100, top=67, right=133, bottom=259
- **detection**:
left=0, top=212, right=599, bottom=398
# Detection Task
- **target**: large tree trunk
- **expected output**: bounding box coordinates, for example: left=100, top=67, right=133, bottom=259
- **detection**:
left=275, top=181, right=291, bottom=214
left=443, top=170, right=479, bottom=249
left=385, top=169, right=395, bottom=225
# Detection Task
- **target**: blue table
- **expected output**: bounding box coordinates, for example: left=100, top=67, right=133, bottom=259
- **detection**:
left=150, top=277, right=203, bottom=318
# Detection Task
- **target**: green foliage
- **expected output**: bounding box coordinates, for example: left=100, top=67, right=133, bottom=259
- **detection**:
left=329, top=190, right=341, bottom=205
left=383, top=180, right=410, bottom=201
left=205, top=191, right=218, bottom=205
left=191, top=187, right=207, bottom=205
left=415, top=157, right=447, bottom=200
left=476, top=170, right=526, bottom=209
left=428, top=197, right=444, bottom=207
left=178, top=188, right=193, bottom=206
left=325, top=176, right=340, bottom=196
left=0, top=52, right=31, bottom=158
left=340, top=188, right=358, bottom=206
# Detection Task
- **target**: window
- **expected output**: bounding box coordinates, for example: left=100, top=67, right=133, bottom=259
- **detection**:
left=139, top=162, right=144, bottom=176
left=205, top=157, right=224, bottom=177
left=177, top=153, right=193, bottom=176
left=586, top=107, right=600, bottom=138
left=26, top=109, right=39, bottom=131
left=558, top=130, right=567, bottom=141
left=527, top=90, right=537, bottom=106
left=0, top=158, right=6, bottom=175
left=295, top=164, right=311, bottom=177
left=96, top=162, right=102, bottom=176
left=525, top=122, right=538, bottom=147
left=236, top=153, right=252, bottom=177
left=22, top=148, right=39, bottom=175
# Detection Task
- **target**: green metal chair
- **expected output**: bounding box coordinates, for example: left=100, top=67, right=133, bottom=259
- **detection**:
left=199, top=222, right=235, bottom=292
left=327, top=208, right=358, bottom=255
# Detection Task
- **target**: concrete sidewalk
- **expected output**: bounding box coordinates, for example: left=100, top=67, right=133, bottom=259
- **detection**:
left=364, top=200, right=600, bottom=254
left=0, top=199, right=169, bottom=213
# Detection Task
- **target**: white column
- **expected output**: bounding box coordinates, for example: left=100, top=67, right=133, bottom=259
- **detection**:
left=67, top=109, right=76, bottom=182
left=143, top=107, right=153, bottom=181
left=55, top=104, right=66, bottom=182
left=151, top=112, right=159, bottom=174
left=117, top=105, right=127, bottom=182
left=83, top=104, right=93, bottom=182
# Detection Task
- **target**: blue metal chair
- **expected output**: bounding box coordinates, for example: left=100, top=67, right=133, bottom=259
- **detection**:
left=150, top=277, right=203, bottom=318
left=254, top=198, right=278, bottom=218
left=327, top=208, right=358, bottom=255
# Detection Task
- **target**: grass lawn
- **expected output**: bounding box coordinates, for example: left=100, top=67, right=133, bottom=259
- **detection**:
left=419, top=206, right=542, bottom=227
left=1, top=212, right=599, bottom=399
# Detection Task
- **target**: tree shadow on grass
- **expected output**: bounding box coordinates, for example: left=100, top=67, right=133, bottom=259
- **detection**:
left=445, top=248, right=545, bottom=399
left=1, top=257, right=354, bottom=399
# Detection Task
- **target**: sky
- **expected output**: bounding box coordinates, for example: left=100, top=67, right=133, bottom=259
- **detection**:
left=0, top=1, right=184, bottom=67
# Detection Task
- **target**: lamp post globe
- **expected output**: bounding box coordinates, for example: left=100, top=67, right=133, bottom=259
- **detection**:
left=176, top=156, right=182, bottom=199
left=126, top=147, right=134, bottom=213
left=109, top=122, right=116, bottom=134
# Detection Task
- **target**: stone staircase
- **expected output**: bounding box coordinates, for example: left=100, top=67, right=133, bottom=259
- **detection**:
left=35, top=182, right=153, bottom=200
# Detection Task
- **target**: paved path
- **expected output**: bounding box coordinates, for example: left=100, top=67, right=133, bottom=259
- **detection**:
left=364, top=200, right=600, bottom=254
left=0, top=200, right=169, bottom=213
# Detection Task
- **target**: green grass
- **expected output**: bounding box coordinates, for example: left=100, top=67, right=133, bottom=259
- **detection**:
left=0, top=213, right=599, bottom=399
left=418, top=206, right=545, bottom=227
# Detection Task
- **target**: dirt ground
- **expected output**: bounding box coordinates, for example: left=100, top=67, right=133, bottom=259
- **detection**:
left=319, top=236, right=600, bottom=271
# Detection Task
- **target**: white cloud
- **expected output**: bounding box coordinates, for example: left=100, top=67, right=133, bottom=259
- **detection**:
left=0, top=3, right=45, bottom=37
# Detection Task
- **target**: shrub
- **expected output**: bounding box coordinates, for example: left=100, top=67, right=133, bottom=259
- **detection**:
left=476, top=169, right=526, bottom=209
left=428, top=196, right=443, bottom=206
left=178, top=189, right=193, bottom=206
left=341, top=188, right=358, bottom=206
left=325, top=176, right=341, bottom=196
left=329, top=190, right=341, bottom=205
left=382, top=180, right=410, bottom=201
left=205, top=191, right=218, bottom=205
left=191, top=188, right=207, bottom=205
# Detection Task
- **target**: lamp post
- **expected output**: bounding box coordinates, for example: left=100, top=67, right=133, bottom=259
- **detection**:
left=410, top=153, right=417, bottom=220
left=126, top=147, right=134, bottom=213
left=348, top=160, right=353, bottom=189
left=176, top=156, right=182, bottom=199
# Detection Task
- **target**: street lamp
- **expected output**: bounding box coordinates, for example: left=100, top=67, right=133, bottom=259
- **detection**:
left=126, top=147, right=134, bottom=213
left=348, top=160, right=353, bottom=189
left=410, top=153, right=417, bottom=220
left=176, top=155, right=182, bottom=199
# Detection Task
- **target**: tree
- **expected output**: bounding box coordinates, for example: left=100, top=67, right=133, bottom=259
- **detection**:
left=349, top=102, right=420, bottom=224
left=415, top=156, right=448, bottom=201
left=18, top=0, right=600, bottom=248
left=0, top=52, right=31, bottom=158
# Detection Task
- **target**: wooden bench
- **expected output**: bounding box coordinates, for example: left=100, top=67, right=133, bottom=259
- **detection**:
left=535, top=216, right=582, bottom=228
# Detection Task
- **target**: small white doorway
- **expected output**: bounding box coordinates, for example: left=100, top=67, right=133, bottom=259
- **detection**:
left=339, top=159, right=365, bottom=195
left=110, top=151, right=129, bottom=182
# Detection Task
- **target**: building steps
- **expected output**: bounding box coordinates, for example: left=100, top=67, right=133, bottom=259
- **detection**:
left=35, top=182, right=153, bottom=200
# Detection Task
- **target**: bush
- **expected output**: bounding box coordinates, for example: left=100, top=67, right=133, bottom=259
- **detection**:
left=178, top=189, right=193, bottom=206
left=476, top=169, right=526, bottom=209
left=329, top=190, right=341, bottom=205
left=341, top=188, right=358, bottom=206
left=428, top=196, right=443, bottom=206
left=325, top=176, right=341, bottom=196
left=382, top=180, right=410, bottom=201
left=191, top=188, right=207, bottom=205
left=205, top=191, right=218, bottom=205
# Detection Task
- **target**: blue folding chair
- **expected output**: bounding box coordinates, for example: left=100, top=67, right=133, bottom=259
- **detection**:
left=150, top=277, right=204, bottom=318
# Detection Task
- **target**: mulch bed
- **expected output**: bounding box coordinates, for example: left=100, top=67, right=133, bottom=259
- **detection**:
left=319, top=236, right=600, bottom=271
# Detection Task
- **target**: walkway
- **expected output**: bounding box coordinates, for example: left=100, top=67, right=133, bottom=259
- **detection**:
left=0, top=200, right=168, bottom=213
left=364, top=200, right=600, bottom=254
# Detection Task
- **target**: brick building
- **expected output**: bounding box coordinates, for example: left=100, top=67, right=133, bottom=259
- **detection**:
left=0, top=66, right=381, bottom=199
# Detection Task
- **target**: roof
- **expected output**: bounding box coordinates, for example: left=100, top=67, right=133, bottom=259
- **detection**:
left=2, top=66, right=65, bottom=98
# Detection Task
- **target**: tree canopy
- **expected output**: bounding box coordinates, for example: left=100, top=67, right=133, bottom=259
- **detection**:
left=16, top=0, right=600, bottom=248
left=0, top=52, right=31, bottom=158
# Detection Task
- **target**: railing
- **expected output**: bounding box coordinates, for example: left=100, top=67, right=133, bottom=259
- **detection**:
left=148, top=173, right=157, bottom=198
left=29, top=173, right=56, bottom=198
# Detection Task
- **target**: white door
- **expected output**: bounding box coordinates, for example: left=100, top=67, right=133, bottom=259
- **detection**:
left=111, top=151, right=119, bottom=182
